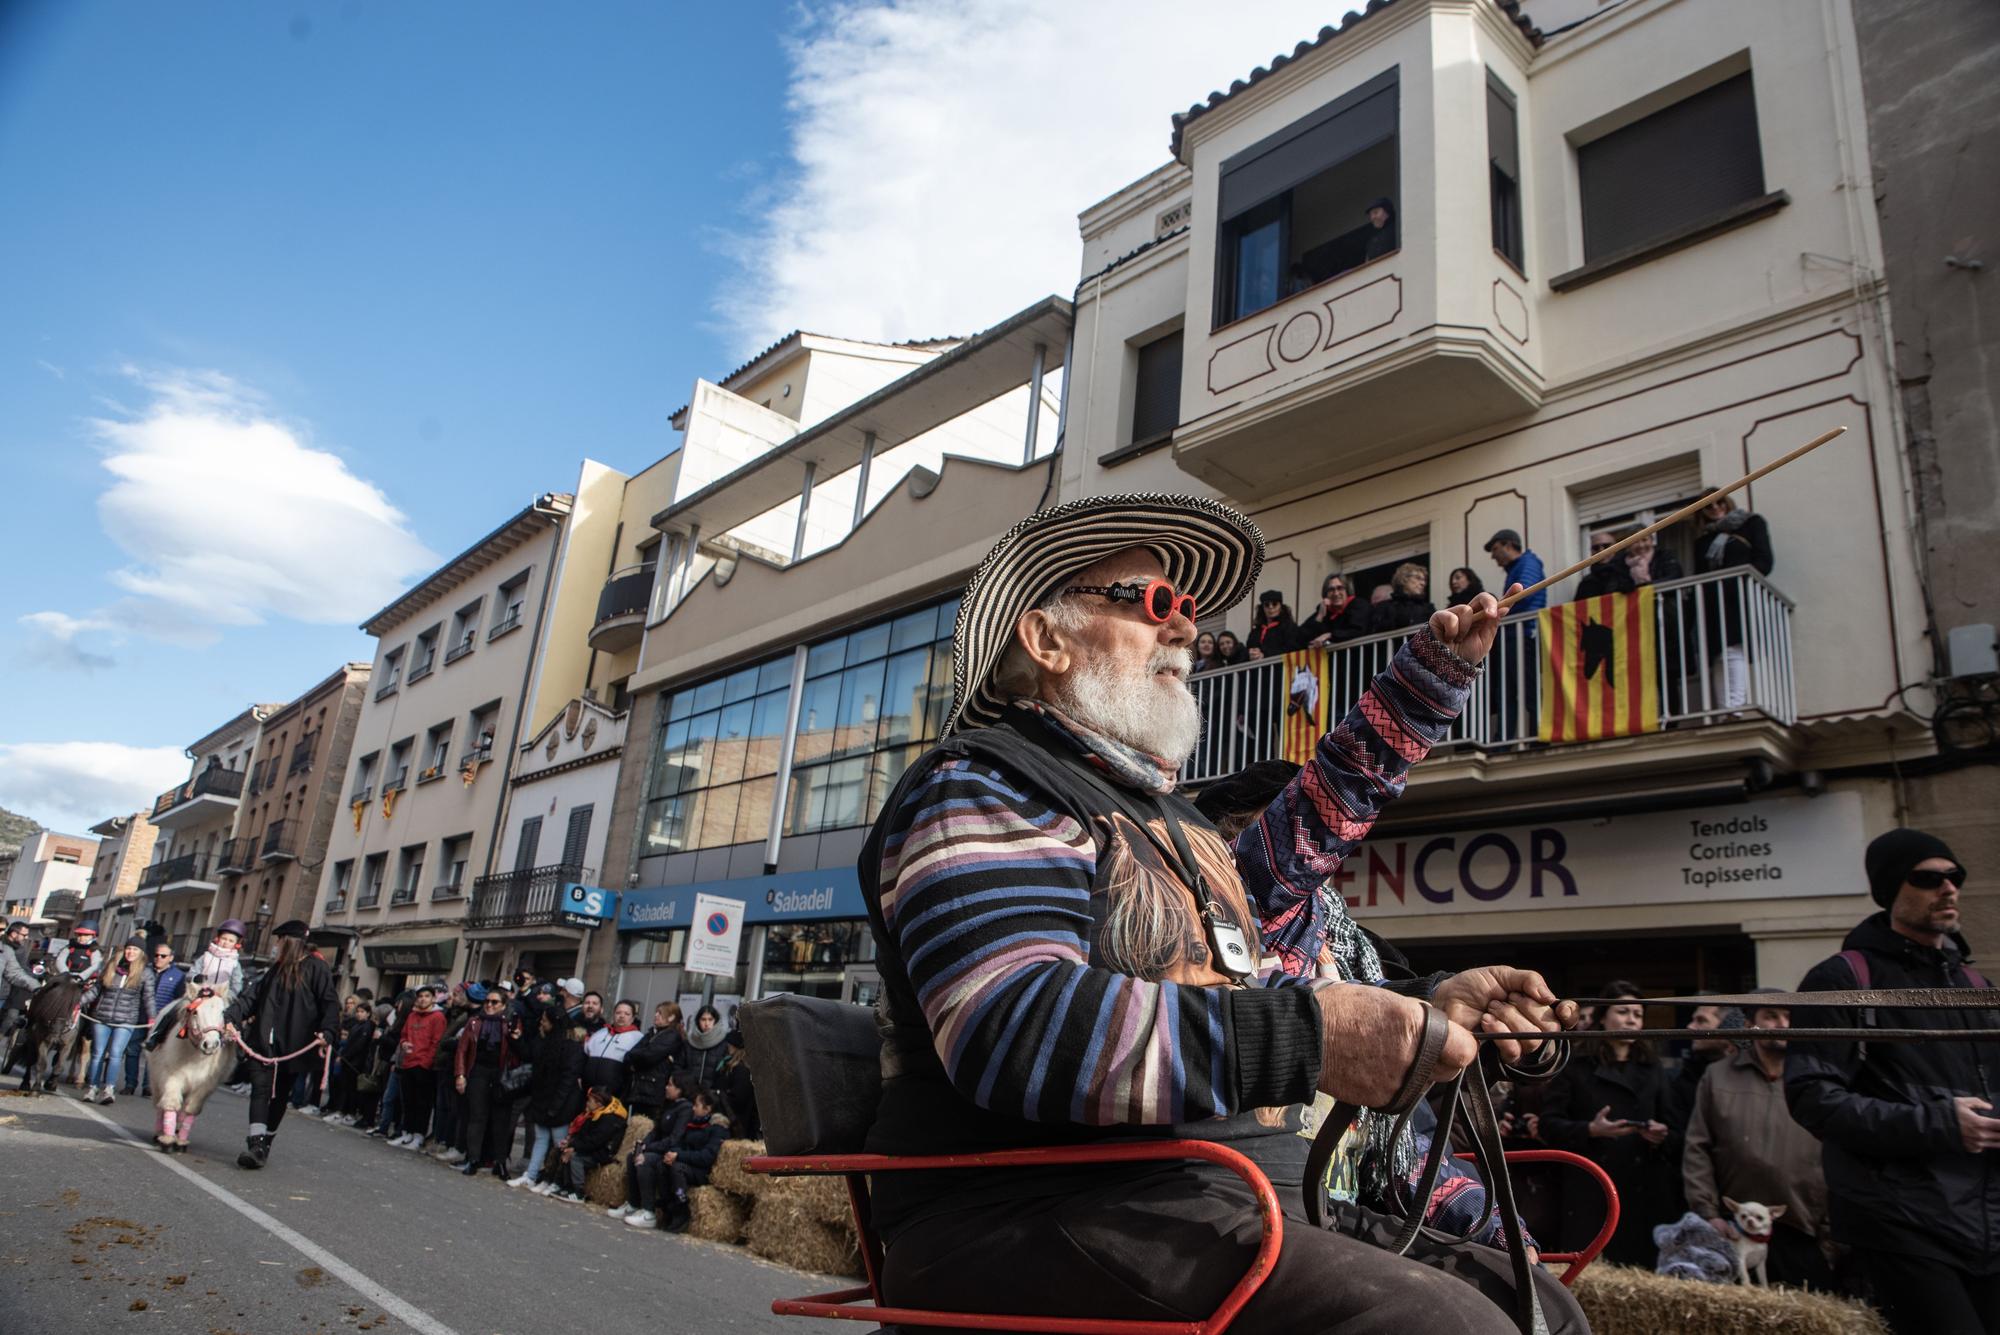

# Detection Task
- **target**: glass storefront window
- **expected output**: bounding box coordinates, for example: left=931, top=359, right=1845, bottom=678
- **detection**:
left=644, top=649, right=790, bottom=854
left=759, top=921, right=877, bottom=1000
left=623, top=932, right=686, bottom=967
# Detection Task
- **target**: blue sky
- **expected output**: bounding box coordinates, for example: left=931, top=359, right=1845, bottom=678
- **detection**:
left=0, top=0, right=1338, bottom=830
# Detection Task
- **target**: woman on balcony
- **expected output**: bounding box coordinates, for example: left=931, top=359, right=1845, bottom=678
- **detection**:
left=1369, top=563, right=1436, bottom=634
left=1696, top=496, right=1774, bottom=712
left=1245, top=589, right=1300, bottom=658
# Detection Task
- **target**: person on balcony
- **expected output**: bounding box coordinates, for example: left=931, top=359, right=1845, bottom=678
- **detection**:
left=1447, top=567, right=1486, bottom=602
left=854, top=493, right=1571, bottom=1334
left=1212, top=629, right=1246, bottom=666
left=1694, top=496, right=1774, bottom=712
left=1369, top=564, right=1435, bottom=634
left=1299, top=574, right=1370, bottom=648
left=1364, top=197, right=1398, bottom=262
left=1484, top=530, right=1545, bottom=739
left=1193, top=631, right=1219, bottom=672
left=1245, top=589, right=1299, bottom=658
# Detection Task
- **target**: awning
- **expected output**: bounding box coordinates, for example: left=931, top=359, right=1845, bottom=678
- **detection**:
left=361, top=939, right=458, bottom=973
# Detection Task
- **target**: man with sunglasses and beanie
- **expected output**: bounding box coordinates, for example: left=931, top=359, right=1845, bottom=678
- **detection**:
left=1787, top=828, right=2000, bottom=1332
left=856, top=493, right=1576, bottom=1334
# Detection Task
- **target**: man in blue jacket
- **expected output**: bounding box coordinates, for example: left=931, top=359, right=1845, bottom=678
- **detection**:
left=123, top=939, right=186, bottom=1095
left=1484, top=529, right=1545, bottom=739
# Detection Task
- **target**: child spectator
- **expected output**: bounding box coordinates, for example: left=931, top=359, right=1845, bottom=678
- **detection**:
left=623, top=1084, right=729, bottom=1231
left=545, top=1084, right=627, bottom=1203
left=609, top=1070, right=693, bottom=1225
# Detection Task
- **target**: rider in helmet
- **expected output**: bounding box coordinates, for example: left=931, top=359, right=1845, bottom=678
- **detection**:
left=146, top=919, right=247, bottom=1050
left=60, top=924, right=104, bottom=980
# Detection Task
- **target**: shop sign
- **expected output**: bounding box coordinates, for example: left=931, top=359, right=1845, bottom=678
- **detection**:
left=559, top=883, right=619, bottom=929
left=1341, top=793, right=1865, bottom=919
left=687, top=894, right=746, bottom=978
left=617, top=867, right=865, bottom=932
left=362, top=939, right=458, bottom=972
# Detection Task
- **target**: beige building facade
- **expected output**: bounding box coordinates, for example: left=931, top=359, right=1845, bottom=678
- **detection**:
left=137, top=708, right=273, bottom=960
left=1056, top=0, right=1947, bottom=991
left=3, top=829, right=99, bottom=930
left=82, top=814, right=159, bottom=953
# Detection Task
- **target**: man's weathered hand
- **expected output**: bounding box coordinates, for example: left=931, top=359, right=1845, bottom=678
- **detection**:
left=1427, top=587, right=1521, bottom=666
left=1954, top=1096, right=2000, bottom=1152
left=1312, top=983, right=1475, bottom=1108
left=1430, top=966, right=1572, bottom=1064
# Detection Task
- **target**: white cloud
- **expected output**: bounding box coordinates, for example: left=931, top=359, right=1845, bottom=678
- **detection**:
left=718, top=0, right=1337, bottom=351
left=0, top=741, right=190, bottom=834
left=87, top=368, right=438, bottom=630
left=18, top=611, right=119, bottom=672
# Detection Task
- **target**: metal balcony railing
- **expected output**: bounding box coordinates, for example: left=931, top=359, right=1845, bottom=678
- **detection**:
left=289, top=732, right=318, bottom=776
left=488, top=606, right=525, bottom=640
left=215, top=837, right=256, bottom=875
left=152, top=766, right=245, bottom=819
left=138, top=853, right=212, bottom=891
left=467, top=863, right=591, bottom=931
left=445, top=631, right=477, bottom=665
left=259, top=819, right=298, bottom=863
left=595, top=567, right=655, bottom=627
left=1183, top=568, right=1795, bottom=784
left=381, top=768, right=409, bottom=795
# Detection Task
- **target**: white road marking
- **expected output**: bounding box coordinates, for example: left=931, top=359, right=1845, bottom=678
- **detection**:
left=64, top=1097, right=464, bottom=1335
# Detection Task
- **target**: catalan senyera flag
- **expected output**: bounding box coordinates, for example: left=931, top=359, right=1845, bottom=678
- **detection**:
left=1281, top=648, right=1330, bottom=764
left=1538, top=586, right=1661, bottom=742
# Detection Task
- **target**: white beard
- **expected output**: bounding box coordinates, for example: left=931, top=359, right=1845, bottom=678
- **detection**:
left=1055, top=645, right=1201, bottom=764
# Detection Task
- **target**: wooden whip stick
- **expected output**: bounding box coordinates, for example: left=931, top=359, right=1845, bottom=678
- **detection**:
left=1495, top=425, right=1846, bottom=611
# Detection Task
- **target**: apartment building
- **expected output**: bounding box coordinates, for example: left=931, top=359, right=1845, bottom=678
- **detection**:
left=589, top=300, right=1067, bottom=1017
left=1055, top=0, right=1956, bottom=990
left=213, top=663, right=370, bottom=960
left=81, top=813, right=160, bottom=953
left=3, top=830, right=99, bottom=930
left=136, top=707, right=272, bottom=960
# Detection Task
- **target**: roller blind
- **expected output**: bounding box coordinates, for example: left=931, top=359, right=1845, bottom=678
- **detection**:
left=1218, top=68, right=1399, bottom=221
left=1129, top=330, right=1183, bottom=444
left=1571, top=456, right=1705, bottom=527
left=1578, top=72, right=1764, bottom=260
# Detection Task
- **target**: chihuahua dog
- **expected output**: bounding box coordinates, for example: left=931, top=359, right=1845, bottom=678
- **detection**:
left=1723, top=1197, right=1787, bottom=1286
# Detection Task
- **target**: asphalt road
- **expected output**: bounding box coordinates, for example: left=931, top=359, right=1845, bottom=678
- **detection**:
left=0, top=1083, right=825, bottom=1335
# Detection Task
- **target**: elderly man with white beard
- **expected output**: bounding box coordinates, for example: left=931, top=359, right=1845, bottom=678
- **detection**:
left=854, top=495, right=1580, bottom=1335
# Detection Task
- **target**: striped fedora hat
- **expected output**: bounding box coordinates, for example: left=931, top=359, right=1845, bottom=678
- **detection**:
left=944, top=493, right=1264, bottom=735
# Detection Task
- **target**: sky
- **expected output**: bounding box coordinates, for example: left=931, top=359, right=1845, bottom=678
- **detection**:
left=0, top=0, right=1337, bottom=833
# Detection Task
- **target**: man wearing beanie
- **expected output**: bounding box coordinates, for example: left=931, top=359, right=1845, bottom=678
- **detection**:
left=1786, top=827, right=2000, bottom=1331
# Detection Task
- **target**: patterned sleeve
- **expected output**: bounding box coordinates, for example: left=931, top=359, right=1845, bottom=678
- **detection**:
left=1235, top=628, right=1478, bottom=979
left=877, top=756, right=1324, bottom=1126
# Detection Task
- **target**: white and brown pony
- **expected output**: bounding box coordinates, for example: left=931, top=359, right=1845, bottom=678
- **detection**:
left=148, top=989, right=232, bottom=1152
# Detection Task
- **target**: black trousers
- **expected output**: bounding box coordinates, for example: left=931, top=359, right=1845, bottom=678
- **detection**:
left=882, top=1164, right=1534, bottom=1335
left=399, top=1068, right=437, bottom=1141
left=247, top=1054, right=319, bottom=1133
left=1859, top=1248, right=2000, bottom=1335
left=461, top=1066, right=505, bottom=1166
left=628, top=1151, right=665, bottom=1210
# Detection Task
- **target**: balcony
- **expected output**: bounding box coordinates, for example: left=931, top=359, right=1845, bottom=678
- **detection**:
left=41, top=890, right=82, bottom=922
left=390, top=881, right=419, bottom=907
left=407, top=653, right=437, bottom=685
left=259, top=819, right=298, bottom=864
left=289, top=732, right=318, bottom=776
left=215, top=837, right=256, bottom=876
left=1185, top=569, right=1794, bottom=784
left=137, top=853, right=217, bottom=897
left=151, top=767, right=245, bottom=828
left=488, top=606, right=524, bottom=641
left=588, top=566, right=655, bottom=654
left=381, top=768, right=409, bottom=795
left=467, top=863, right=591, bottom=932
left=444, top=631, right=477, bottom=666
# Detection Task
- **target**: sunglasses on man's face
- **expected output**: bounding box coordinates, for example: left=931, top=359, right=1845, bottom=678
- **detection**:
left=1907, top=866, right=1967, bottom=891
left=1063, top=578, right=1196, bottom=624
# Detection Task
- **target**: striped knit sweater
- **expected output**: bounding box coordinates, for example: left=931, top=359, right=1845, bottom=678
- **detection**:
left=873, top=627, right=1478, bottom=1128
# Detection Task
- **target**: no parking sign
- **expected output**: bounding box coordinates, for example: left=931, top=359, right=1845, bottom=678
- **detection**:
left=687, top=892, right=746, bottom=978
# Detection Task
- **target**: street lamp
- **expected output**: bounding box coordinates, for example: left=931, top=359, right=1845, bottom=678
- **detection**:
left=255, top=899, right=272, bottom=955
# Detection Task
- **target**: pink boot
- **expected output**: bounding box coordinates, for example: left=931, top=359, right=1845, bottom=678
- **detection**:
left=174, top=1113, right=195, bottom=1148
left=157, top=1108, right=177, bottom=1147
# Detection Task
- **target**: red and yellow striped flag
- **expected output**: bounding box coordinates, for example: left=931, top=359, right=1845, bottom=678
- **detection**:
left=1281, top=648, right=1329, bottom=764
left=1537, top=586, right=1660, bottom=742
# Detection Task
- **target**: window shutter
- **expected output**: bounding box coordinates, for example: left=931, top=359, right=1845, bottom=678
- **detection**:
left=1130, top=331, right=1183, bottom=444
left=1218, top=70, right=1399, bottom=220
left=514, top=817, right=542, bottom=872
left=1579, top=72, right=1764, bottom=260
left=561, top=805, right=594, bottom=871
left=1331, top=527, right=1430, bottom=578
left=1486, top=77, right=1519, bottom=181
left=1571, top=455, right=1705, bottom=527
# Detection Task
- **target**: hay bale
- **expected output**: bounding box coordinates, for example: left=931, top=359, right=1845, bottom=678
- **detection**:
left=746, top=1194, right=862, bottom=1278
left=708, top=1138, right=766, bottom=1197
left=582, top=1114, right=654, bottom=1210
left=686, top=1187, right=751, bottom=1244
left=758, top=1172, right=853, bottom=1229
left=1573, top=1263, right=1887, bottom=1335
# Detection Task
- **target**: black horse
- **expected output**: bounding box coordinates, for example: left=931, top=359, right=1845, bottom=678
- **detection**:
left=17, top=980, right=85, bottom=1093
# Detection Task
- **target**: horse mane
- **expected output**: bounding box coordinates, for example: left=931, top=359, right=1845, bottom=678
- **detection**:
left=27, top=980, right=85, bottom=1023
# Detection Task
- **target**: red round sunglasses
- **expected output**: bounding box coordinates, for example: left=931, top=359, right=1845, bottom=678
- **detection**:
left=1062, top=578, right=1197, bottom=623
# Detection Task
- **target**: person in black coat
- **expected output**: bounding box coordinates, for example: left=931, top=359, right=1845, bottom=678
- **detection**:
left=615, top=1071, right=694, bottom=1227
left=718, top=1030, right=759, bottom=1142
left=222, top=923, right=339, bottom=1169
left=1540, top=982, right=1684, bottom=1267
left=1787, top=829, right=2000, bottom=1333
left=1297, top=574, right=1371, bottom=648
left=625, top=1001, right=687, bottom=1119
left=1694, top=496, right=1774, bottom=710
left=1244, top=590, right=1298, bottom=658
left=1369, top=563, right=1435, bottom=634
left=512, top=1007, right=585, bottom=1188
left=1446, top=567, right=1485, bottom=603
left=677, top=1004, right=731, bottom=1089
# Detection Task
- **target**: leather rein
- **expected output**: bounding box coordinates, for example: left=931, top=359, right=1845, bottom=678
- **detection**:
left=1300, top=987, right=2000, bottom=1334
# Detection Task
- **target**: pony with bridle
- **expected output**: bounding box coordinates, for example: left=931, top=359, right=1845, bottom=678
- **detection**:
left=16, top=979, right=85, bottom=1093
left=147, top=989, right=232, bottom=1152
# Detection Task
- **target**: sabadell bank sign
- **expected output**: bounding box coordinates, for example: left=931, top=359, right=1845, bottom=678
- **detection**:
left=617, top=867, right=866, bottom=932
left=1343, top=791, right=1866, bottom=919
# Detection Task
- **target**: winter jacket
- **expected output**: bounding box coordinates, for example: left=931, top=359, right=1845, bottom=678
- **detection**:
left=526, top=1029, right=586, bottom=1127
left=720, top=1060, right=760, bottom=1141
left=1368, top=591, right=1433, bottom=634
left=1298, top=595, right=1371, bottom=647
left=1695, top=513, right=1773, bottom=648
left=454, top=1014, right=519, bottom=1081
left=635, top=1095, right=693, bottom=1155
left=1785, top=912, right=2000, bottom=1271
left=567, top=1096, right=629, bottom=1162
left=1683, top=1046, right=1828, bottom=1245
left=1576, top=549, right=1685, bottom=602
left=1542, top=1051, right=1685, bottom=1266
left=1, top=940, right=35, bottom=1000
left=677, top=1024, right=731, bottom=1089
left=432, top=1011, right=470, bottom=1075
left=581, top=1025, right=641, bottom=1097
left=666, top=1111, right=731, bottom=1184
left=225, top=955, right=340, bottom=1061
left=184, top=942, right=245, bottom=1000
left=625, top=1025, right=686, bottom=1113
left=1245, top=616, right=1296, bottom=658
left=397, top=1007, right=447, bottom=1071
left=84, top=965, right=156, bottom=1027
left=150, top=964, right=188, bottom=1012
left=58, top=944, right=103, bottom=979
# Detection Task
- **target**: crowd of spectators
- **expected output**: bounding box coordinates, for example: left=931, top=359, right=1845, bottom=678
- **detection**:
left=272, top=969, right=761, bottom=1232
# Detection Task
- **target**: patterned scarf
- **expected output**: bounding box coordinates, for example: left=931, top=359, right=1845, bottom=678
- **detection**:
left=1013, top=699, right=1178, bottom=795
